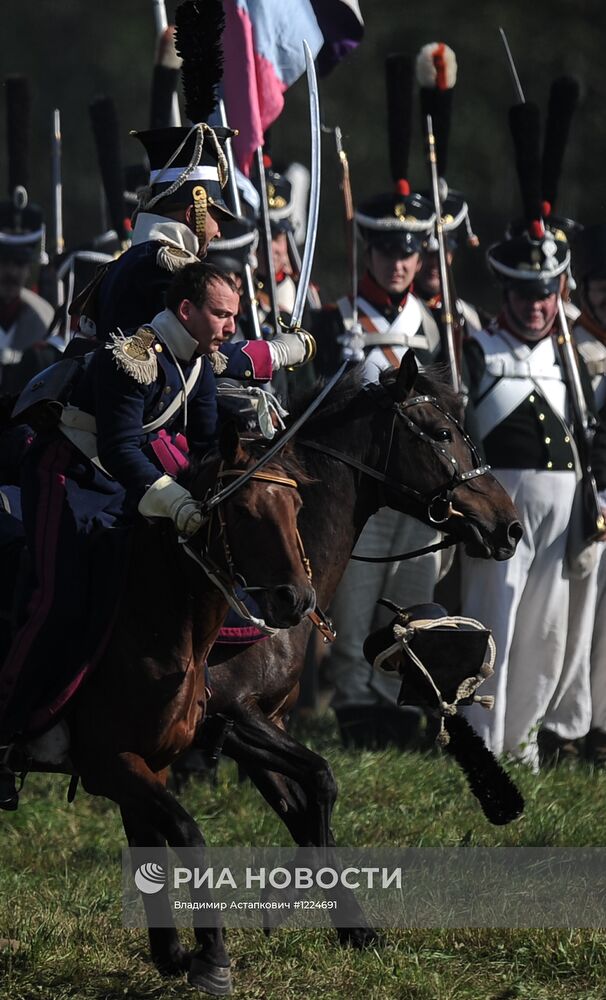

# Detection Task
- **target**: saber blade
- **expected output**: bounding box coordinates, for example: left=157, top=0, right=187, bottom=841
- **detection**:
left=289, top=39, right=321, bottom=331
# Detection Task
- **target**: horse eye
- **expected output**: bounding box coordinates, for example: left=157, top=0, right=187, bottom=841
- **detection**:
left=434, top=428, right=453, bottom=442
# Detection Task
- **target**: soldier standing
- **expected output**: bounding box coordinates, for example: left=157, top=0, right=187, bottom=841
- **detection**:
left=319, top=55, right=449, bottom=748
left=460, top=99, right=605, bottom=765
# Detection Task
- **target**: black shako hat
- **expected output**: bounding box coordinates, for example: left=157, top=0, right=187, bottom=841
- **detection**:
left=0, top=196, right=44, bottom=263
left=265, top=167, right=294, bottom=236
left=356, top=191, right=434, bottom=254
left=133, top=125, right=235, bottom=220
left=487, top=232, right=569, bottom=297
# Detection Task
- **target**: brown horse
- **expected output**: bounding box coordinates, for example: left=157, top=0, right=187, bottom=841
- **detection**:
left=8, top=424, right=314, bottom=996
left=197, top=353, right=522, bottom=948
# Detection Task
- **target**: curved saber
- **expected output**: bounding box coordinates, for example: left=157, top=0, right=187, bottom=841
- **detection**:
left=289, top=39, right=321, bottom=331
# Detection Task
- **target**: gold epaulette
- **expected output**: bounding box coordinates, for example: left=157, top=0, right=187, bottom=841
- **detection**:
left=105, top=325, right=161, bottom=385
left=156, top=243, right=199, bottom=273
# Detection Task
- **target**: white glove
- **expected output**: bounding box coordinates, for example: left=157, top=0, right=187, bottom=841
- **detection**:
left=138, top=474, right=204, bottom=538
left=268, top=330, right=316, bottom=370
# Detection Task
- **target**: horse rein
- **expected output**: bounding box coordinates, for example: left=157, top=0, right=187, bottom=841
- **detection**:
left=180, top=465, right=335, bottom=640
left=300, top=389, right=491, bottom=565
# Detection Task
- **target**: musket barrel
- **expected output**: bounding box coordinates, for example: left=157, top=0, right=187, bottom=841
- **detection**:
left=52, top=109, right=64, bottom=257
left=426, top=114, right=460, bottom=392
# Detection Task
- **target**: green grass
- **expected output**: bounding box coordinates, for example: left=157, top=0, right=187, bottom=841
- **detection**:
left=1, top=713, right=606, bottom=999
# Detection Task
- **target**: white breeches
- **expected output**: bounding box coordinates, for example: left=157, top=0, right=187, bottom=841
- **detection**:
left=460, top=469, right=577, bottom=764
left=328, top=508, right=441, bottom=708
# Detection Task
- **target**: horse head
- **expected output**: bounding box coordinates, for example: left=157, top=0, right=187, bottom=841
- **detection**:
left=185, top=422, right=316, bottom=629
left=378, top=351, right=523, bottom=560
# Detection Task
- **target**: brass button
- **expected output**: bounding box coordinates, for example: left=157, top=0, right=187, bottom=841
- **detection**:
left=157, top=401, right=164, bottom=410
left=547, top=461, right=553, bottom=469
left=244, top=369, right=252, bottom=377
left=567, top=462, right=574, bottom=469
left=545, top=437, right=551, bottom=444
left=538, top=413, right=545, bottom=421
left=154, top=343, right=163, bottom=353
left=564, top=436, right=570, bottom=443
left=164, top=386, right=172, bottom=394
left=529, top=394, right=535, bottom=402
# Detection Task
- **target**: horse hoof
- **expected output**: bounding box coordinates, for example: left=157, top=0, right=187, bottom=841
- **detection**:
left=155, top=945, right=191, bottom=976
left=188, top=959, right=233, bottom=996
left=337, top=926, right=382, bottom=949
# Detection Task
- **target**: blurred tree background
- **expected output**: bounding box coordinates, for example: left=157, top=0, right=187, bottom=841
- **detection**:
left=2, top=0, right=606, bottom=311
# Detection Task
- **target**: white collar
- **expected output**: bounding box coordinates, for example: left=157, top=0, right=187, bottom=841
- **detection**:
left=131, top=212, right=199, bottom=256
left=150, top=308, right=199, bottom=362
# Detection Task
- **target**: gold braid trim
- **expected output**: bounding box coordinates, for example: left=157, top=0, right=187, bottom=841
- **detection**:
left=192, top=185, right=208, bottom=246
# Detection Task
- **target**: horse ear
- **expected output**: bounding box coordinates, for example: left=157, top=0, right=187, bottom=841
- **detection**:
left=393, top=349, right=418, bottom=401
left=219, top=420, right=246, bottom=465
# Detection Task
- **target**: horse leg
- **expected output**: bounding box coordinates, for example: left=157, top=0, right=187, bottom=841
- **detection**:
left=79, top=753, right=232, bottom=996
left=120, top=801, right=190, bottom=976
left=223, top=715, right=379, bottom=948
left=224, top=710, right=337, bottom=846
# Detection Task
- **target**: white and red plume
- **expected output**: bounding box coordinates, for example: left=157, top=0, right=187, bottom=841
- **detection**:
left=415, top=42, right=457, bottom=91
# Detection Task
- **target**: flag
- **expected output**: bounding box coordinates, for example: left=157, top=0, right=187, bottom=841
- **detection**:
left=222, top=0, right=363, bottom=175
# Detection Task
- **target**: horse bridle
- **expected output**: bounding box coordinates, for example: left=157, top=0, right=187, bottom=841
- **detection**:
left=180, top=464, right=324, bottom=638
left=299, top=388, right=491, bottom=562
left=381, top=392, right=490, bottom=524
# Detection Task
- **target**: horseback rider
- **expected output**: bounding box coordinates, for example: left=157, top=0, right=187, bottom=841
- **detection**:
left=0, top=261, right=314, bottom=809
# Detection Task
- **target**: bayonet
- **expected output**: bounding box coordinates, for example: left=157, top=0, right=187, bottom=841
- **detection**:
left=499, top=27, right=525, bottom=104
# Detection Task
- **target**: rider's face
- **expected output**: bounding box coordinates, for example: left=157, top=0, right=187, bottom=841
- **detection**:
left=505, top=289, right=558, bottom=341
left=178, top=279, right=239, bottom=354
left=367, top=245, right=421, bottom=296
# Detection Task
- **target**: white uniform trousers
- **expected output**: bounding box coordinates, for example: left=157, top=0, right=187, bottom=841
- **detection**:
left=328, top=509, right=441, bottom=708
left=541, top=558, right=599, bottom=740
left=590, top=548, right=606, bottom=732
left=460, top=469, right=576, bottom=764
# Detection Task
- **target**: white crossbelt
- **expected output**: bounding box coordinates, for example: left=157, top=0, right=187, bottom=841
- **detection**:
left=473, top=328, right=567, bottom=438
left=337, top=293, right=439, bottom=351
left=58, top=357, right=202, bottom=473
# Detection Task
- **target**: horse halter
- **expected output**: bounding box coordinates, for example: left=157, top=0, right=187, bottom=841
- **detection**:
left=383, top=393, right=491, bottom=525
left=179, top=463, right=319, bottom=637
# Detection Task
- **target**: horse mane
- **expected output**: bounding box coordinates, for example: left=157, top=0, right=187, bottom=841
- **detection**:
left=288, top=359, right=462, bottom=433
left=182, top=438, right=312, bottom=491
left=287, top=363, right=367, bottom=430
